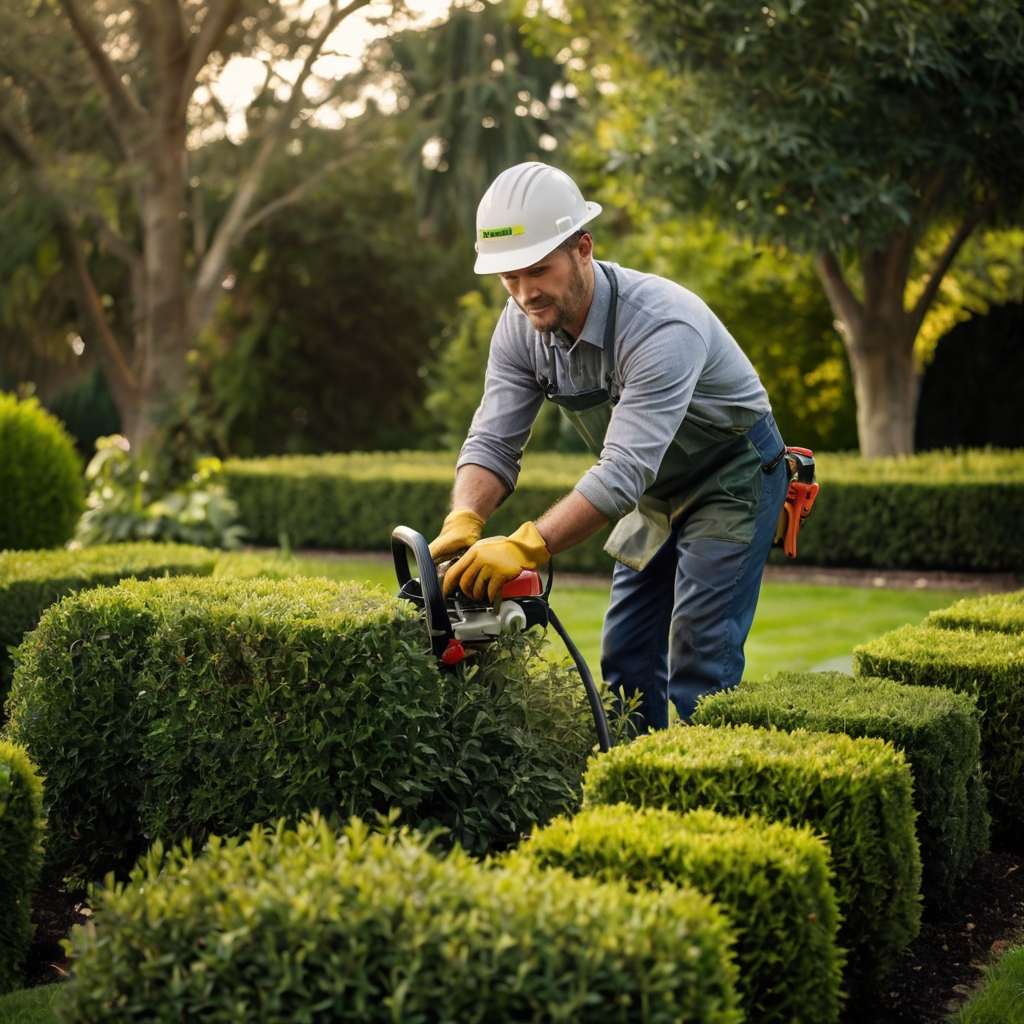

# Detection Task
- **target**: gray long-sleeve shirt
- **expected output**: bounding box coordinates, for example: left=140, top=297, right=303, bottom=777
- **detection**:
left=457, top=261, right=772, bottom=520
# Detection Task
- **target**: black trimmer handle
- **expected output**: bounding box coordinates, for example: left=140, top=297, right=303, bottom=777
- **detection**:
left=391, top=526, right=455, bottom=659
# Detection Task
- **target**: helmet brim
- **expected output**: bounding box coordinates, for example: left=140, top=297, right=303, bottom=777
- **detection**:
left=473, top=202, right=602, bottom=275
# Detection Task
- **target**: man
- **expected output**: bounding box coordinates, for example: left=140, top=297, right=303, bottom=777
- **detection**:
left=430, top=162, right=788, bottom=730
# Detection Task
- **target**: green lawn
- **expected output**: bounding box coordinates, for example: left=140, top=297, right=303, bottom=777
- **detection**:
left=953, top=943, right=1024, bottom=1023
left=278, top=555, right=970, bottom=683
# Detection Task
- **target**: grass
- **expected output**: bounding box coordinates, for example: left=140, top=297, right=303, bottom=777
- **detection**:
left=264, top=553, right=971, bottom=683
left=953, top=943, right=1024, bottom=1023
left=0, top=985, right=62, bottom=1024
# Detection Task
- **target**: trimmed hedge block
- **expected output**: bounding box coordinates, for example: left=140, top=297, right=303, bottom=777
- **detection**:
left=0, top=741, right=45, bottom=994
left=854, top=625, right=1024, bottom=845
left=693, top=671, right=988, bottom=901
left=583, top=723, right=921, bottom=981
left=60, top=816, right=742, bottom=1024
left=5, top=575, right=593, bottom=880
left=926, top=590, right=1024, bottom=635
left=519, top=804, right=842, bottom=1024
left=0, top=542, right=218, bottom=709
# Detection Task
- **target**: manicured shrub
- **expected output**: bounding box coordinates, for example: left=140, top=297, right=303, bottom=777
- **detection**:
left=223, top=448, right=1024, bottom=572
left=0, top=741, right=45, bottom=994
left=0, top=393, right=84, bottom=551
left=59, top=815, right=742, bottom=1024
left=583, top=723, right=922, bottom=981
left=0, top=542, right=218, bottom=710
left=518, top=804, right=842, bottom=1024
left=5, top=576, right=594, bottom=880
left=693, top=671, right=988, bottom=901
left=926, top=590, right=1024, bottom=634
left=855, top=624, right=1024, bottom=846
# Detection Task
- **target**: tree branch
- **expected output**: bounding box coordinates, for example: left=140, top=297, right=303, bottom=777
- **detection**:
left=909, top=198, right=996, bottom=334
left=174, top=0, right=243, bottom=127
left=813, top=250, right=864, bottom=344
left=60, top=0, right=143, bottom=139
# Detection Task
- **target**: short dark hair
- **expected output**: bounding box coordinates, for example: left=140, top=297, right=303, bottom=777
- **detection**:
left=556, top=227, right=590, bottom=256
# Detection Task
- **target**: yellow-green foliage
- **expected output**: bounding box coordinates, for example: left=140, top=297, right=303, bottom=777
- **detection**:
left=927, top=590, right=1024, bottom=634
left=223, top=449, right=1024, bottom=572
left=583, top=723, right=921, bottom=982
left=6, top=575, right=594, bottom=880
left=0, top=542, right=218, bottom=709
left=855, top=622, right=1024, bottom=845
left=0, top=741, right=44, bottom=994
left=693, top=671, right=987, bottom=902
left=59, top=816, right=742, bottom=1024
left=518, top=804, right=842, bottom=1024
left=0, top=393, right=84, bottom=551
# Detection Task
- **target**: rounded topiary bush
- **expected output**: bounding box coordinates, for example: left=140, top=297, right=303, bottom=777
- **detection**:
left=6, top=574, right=595, bottom=880
left=0, top=393, right=84, bottom=550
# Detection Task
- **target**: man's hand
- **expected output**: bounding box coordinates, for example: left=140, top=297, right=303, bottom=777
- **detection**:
left=444, top=522, right=550, bottom=603
left=429, top=509, right=486, bottom=563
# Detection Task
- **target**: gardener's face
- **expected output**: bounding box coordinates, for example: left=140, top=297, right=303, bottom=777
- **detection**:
left=499, top=234, right=594, bottom=338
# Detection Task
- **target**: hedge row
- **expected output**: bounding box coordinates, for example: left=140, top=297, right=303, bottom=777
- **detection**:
left=4, top=575, right=594, bottom=881
left=0, top=741, right=44, bottom=994
left=59, top=816, right=742, bottom=1024
left=0, top=543, right=218, bottom=709
left=855, top=590, right=1024, bottom=846
left=693, top=671, right=988, bottom=902
left=223, top=448, right=1024, bottom=572
left=519, top=804, right=842, bottom=1024
left=583, top=722, right=921, bottom=982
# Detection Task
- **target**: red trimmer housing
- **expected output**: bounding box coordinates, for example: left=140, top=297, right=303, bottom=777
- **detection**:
left=780, top=447, right=819, bottom=559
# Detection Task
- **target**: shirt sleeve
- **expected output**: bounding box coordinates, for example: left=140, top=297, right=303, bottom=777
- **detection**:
left=574, top=321, right=709, bottom=519
left=456, top=304, right=546, bottom=492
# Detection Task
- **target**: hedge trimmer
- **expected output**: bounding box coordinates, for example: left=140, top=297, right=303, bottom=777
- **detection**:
left=391, top=526, right=612, bottom=753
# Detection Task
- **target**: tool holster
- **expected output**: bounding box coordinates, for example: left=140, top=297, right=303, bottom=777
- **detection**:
left=775, top=447, right=819, bottom=558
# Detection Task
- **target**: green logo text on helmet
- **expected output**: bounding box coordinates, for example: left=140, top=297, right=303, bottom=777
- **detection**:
left=474, top=162, right=602, bottom=275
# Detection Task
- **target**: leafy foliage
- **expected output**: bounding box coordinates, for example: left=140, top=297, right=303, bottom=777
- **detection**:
left=854, top=619, right=1024, bottom=846
left=59, top=815, right=741, bottom=1024
left=584, top=722, right=922, bottom=981
left=518, top=804, right=842, bottom=1024
left=73, top=435, right=244, bottom=549
left=693, top=671, right=987, bottom=902
left=0, top=741, right=44, bottom=994
left=5, top=575, right=594, bottom=880
left=0, top=392, right=83, bottom=550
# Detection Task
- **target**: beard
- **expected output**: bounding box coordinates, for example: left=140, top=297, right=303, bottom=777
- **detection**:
left=519, top=255, right=591, bottom=335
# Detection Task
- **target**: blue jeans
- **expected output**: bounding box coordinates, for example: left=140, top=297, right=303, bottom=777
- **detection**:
left=601, top=415, right=788, bottom=730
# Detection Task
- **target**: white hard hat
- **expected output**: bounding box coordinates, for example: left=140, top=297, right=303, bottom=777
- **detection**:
left=474, top=162, right=601, bottom=274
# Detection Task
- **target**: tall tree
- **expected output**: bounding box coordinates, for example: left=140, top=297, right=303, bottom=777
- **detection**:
left=0, top=0, right=390, bottom=448
left=542, top=0, right=1024, bottom=456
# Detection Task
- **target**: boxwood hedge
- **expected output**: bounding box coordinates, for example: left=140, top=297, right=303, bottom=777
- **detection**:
left=583, top=723, right=921, bottom=982
left=693, top=671, right=987, bottom=902
left=223, top=449, right=1024, bottom=572
left=926, top=591, right=1024, bottom=635
left=0, top=741, right=45, bottom=994
left=4, top=575, right=594, bottom=880
left=0, top=542, right=218, bottom=710
left=518, top=804, right=842, bottom=1024
left=59, top=815, right=742, bottom=1024
left=855, top=623, right=1024, bottom=847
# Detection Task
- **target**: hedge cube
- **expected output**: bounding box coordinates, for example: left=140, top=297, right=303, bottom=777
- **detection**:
left=5, top=575, right=593, bottom=880
left=0, top=741, right=45, bottom=994
left=519, top=804, right=842, bottom=1024
left=855, top=625, right=1024, bottom=845
left=59, top=816, right=742, bottom=1024
left=926, top=590, right=1024, bottom=635
left=583, top=723, right=921, bottom=981
left=693, top=671, right=987, bottom=901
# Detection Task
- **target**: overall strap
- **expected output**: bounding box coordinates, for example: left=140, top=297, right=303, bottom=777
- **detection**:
left=598, top=262, right=620, bottom=403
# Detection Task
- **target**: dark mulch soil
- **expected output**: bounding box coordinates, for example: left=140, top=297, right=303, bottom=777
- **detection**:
left=21, top=852, right=1024, bottom=1022
left=843, top=851, right=1024, bottom=1023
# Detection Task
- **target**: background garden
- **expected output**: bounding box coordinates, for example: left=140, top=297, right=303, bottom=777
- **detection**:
left=2, top=0, right=1024, bottom=1021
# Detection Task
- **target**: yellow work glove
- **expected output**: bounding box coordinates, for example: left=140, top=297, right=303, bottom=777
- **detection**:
left=429, top=509, right=486, bottom=563
left=443, top=521, right=550, bottom=604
